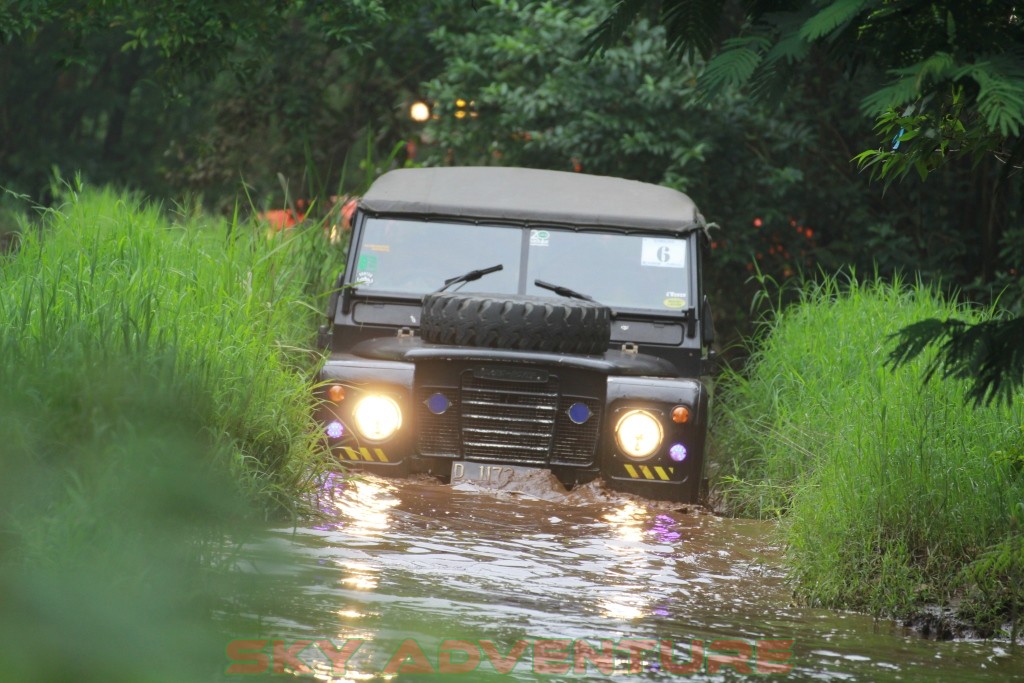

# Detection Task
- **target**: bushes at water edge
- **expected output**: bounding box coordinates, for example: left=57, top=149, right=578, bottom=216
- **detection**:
left=711, top=275, right=1024, bottom=637
left=0, top=186, right=334, bottom=681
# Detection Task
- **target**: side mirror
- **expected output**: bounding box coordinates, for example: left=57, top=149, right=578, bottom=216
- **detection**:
left=701, top=295, right=715, bottom=346
left=327, top=272, right=345, bottom=321
left=702, top=348, right=719, bottom=376
left=340, top=283, right=354, bottom=315
left=317, top=324, right=331, bottom=350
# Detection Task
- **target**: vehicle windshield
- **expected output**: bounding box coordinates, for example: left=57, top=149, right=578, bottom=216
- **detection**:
left=354, top=218, right=521, bottom=294
left=524, top=229, right=690, bottom=312
left=354, top=218, right=691, bottom=313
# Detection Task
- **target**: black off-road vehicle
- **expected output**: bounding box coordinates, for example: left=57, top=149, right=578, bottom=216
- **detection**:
left=316, top=167, right=714, bottom=502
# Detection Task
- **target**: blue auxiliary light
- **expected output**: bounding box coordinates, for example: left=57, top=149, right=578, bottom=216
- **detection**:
left=567, top=402, right=592, bottom=424
left=426, top=392, right=451, bottom=415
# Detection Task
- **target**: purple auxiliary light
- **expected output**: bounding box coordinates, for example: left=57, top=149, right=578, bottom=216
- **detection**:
left=325, top=420, right=345, bottom=439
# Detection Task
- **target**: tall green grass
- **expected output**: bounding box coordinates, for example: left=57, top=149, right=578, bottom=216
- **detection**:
left=0, top=186, right=335, bottom=681
left=711, top=274, right=1024, bottom=634
left=1, top=185, right=331, bottom=506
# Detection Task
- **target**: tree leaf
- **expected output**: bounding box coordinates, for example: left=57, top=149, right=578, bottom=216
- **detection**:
left=798, top=0, right=875, bottom=42
left=889, top=316, right=1024, bottom=406
left=578, top=0, right=648, bottom=59
left=860, top=53, right=957, bottom=115
left=661, top=0, right=725, bottom=60
left=698, top=35, right=771, bottom=98
left=956, top=55, right=1024, bottom=137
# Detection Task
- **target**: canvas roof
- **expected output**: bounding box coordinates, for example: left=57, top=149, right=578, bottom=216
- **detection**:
left=359, top=167, right=703, bottom=233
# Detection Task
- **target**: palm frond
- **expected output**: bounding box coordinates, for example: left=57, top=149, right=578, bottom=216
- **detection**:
left=860, top=52, right=956, bottom=115
left=956, top=54, right=1024, bottom=137
left=762, top=26, right=810, bottom=68
left=798, top=0, right=875, bottom=42
left=746, top=8, right=816, bottom=102
left=579, top=0, right=651, bottom=60
left=889, top=316, right=1024, bottom=406
left=698, top=35, right=772, bottom=99
left=661, top=0, right=726, bottom=60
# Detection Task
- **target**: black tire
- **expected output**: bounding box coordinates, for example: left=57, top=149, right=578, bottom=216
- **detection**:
left=421, top=292, right=611, bottom=355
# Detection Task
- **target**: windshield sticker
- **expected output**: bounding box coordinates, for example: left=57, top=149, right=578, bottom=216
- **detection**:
left=529, top=229, right=550, bottom=247
left=663, top=296, right=687, bottom=309
left=641, top=238, right=686, bottom=268
left=364, top=243, right=390, bottom=253
left=357, top=254, right=378, bottom=271
left=355, top=271, right=375, bottom=286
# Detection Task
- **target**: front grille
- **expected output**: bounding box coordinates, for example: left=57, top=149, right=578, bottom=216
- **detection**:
left=415, top=364, right=603, bottom=467
left=460, top=373, right=558, bottom=465
left=415, top=386, right=460, bottom=457
left=552, top=396, right=602, bottom=466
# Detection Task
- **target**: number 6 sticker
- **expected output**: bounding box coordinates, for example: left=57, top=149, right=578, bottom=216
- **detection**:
left=641, top=238, right=686, bottom=268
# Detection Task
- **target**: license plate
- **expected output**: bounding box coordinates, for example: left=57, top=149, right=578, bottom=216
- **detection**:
left=450, top=461, right=543, bottom=491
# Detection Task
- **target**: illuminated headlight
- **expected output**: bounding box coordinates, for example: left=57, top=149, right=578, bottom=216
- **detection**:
left=352, top=395, right=403, bottom=442
left=615, top=409, right=663, bottom=459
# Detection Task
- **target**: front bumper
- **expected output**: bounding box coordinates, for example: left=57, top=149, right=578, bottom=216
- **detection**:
left=317, top=352, right=708, bottom=503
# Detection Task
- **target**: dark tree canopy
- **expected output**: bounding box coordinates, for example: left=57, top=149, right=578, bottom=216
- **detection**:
left=585, top=1, right=1024, bottom=173
left=586, top=0, right=1024, bottom=405
left=0, top=1, right=443, bottom=207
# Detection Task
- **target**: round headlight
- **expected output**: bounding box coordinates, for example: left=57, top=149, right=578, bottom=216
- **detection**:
left=615, top=410, right=663, bottom=459
left=352, top=395, right=403, bottom=442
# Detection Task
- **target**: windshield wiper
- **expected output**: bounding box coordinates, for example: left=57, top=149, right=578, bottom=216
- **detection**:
left=535, top=279, right=595, bottom=302
left=436, top=264, right=503, bottom=293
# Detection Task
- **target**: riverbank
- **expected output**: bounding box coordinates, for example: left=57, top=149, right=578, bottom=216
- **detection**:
left=710, top=275, right=1024, bottom=640
left=0, top=187, right=337, bottom=681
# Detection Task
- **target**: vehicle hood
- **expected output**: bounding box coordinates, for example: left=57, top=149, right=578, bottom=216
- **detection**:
left=348, top=336, right=680, bottom=377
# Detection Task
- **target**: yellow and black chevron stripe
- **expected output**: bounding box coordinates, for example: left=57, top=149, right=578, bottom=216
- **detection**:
left=623, top=464, right=675, bottom=481
left=339, top=446, right=391, bottom=463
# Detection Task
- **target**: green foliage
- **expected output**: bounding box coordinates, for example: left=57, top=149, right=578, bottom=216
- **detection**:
left=582, top=0, right=727, bottom=61
left=0, top=0, right=425, bottom=206
left=697, top=35, right=771, bottom=95
left=855, top=49, right=1024, bottom=141
left=589, top=0, right=1024, bottom=143
left=164, top=3, right=445, bottom=211
left=855, top=62, right=1024, bottom=188
left=586, top=0, right=1024, bottom=396
left=0, top=1, right=391, bottom=84
left=888, top=315, right=1024, bottom=407
left=0, top=185, right=329, bottom=511
left=0, top=23, right=184, bottom=200
left=0, top=186, right=333, bottom=681
left=798, top=0, right=872, bottom=41
left=711, top=274, right=1024, bottom=628
left=859, top=52, right=958, bottom=116
left=0, top=355, right=250, bottom=683
left=420, top=0, right=706, bottom=183
left=967, top=54, right=1024, bottom=137
left=579, top=0, right=648, bottom=58
left=851, top=102, right=967, bottom=184
left=960, top=531, right=1024, bottom=640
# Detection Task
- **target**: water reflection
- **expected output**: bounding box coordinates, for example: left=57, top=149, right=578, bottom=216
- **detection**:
left=652, top=514, right=683, bottom=543
left=598, top=597, right=645, bottom=621
left=229, top=475, right=1024, bottom=682
left=603, top=501, right=646, bottom=542
left=315, top=473, right=399, bottom=536
left=338, top=560, right=378, bottom=591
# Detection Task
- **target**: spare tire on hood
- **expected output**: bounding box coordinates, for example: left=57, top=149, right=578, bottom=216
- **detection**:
left=420, top=291, right=611, bottom=355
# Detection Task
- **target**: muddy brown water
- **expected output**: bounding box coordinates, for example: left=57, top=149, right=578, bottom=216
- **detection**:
left=227, top=473, right=1023, bottom=681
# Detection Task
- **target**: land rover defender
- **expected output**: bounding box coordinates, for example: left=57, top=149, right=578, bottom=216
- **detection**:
left=316, top=166, right=714, bottom=502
